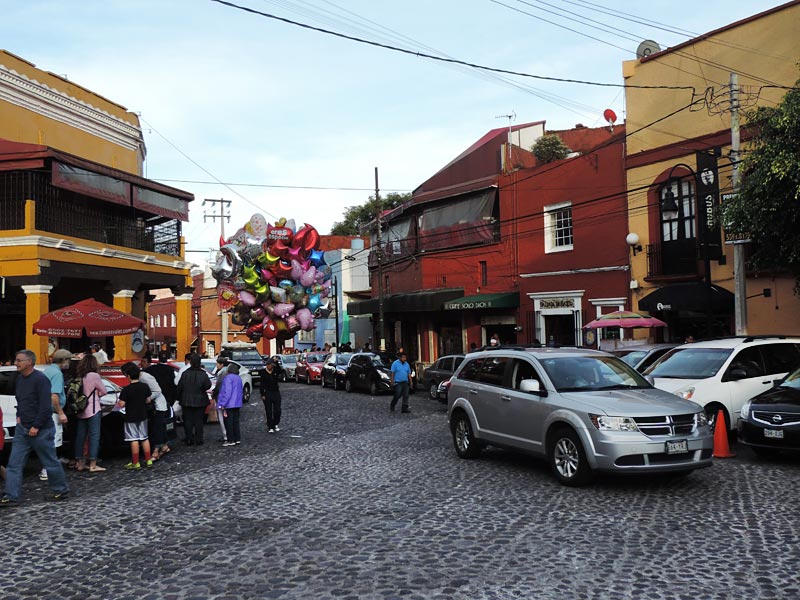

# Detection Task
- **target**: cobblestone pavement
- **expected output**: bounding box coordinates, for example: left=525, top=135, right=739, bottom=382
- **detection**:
left=2, top=382, right=800, bottom=600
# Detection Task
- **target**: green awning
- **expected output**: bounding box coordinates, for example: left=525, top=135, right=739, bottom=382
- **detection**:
left=443, top=292, right=519, bottom=311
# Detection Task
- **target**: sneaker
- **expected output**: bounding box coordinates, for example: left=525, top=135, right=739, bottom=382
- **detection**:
left=124, top=462, right=141, bottom=470
left=0, top=496, right=20, bottom=508
left=235, top=441, right=241, bottom=445
left=222, top=441, right=236, bottom=447
left=268, top=428, right=275, bottom=434
left=145, top=459, right=154, bottom=468
left=274, top=425, right=280, bottom=432
left=49, top=491, right=69, bottom=502
left=39, top=468, right=48, bottom=481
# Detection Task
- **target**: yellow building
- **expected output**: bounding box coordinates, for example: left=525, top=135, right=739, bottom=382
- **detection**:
left=623, top=1, right=800, bottom=340
left=0, top=50, right=195, bottom=361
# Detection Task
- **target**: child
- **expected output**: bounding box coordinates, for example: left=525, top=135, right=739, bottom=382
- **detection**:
left=119, top=362, right=153, bottom=470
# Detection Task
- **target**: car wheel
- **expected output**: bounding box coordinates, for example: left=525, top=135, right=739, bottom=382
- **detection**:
left=243, top=384, right=251, bottom=403
left=429, top=383, right=438, bottom=400
left=451, top=411, right=482, bottom=459
left=345, top=378, right=353, bottom=393
left=369, top=379, right=379, bottom=396
left=548, top=427, right=592, bottom=486
left=752, top=446, right=780, bottom=459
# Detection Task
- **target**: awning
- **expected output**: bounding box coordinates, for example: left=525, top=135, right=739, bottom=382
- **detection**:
left=444, top=292, right=519, bottom=311
left=347, top=288, right=464, bottom=316
left=638, top=283, right=735, bottom=313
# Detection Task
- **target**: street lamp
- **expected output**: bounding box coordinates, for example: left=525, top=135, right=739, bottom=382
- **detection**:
left=626, top=232, right=643, bottom=256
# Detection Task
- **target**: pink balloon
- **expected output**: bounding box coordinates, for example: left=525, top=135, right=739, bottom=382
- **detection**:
left=300, top=265, right=317, bottom=287
left=296, top=307, right=313, bottom=330
left=238, top=290, right=257, bottom=307
left=273, top=302, right=296, bottom=318
left=290, top=259, right=304, bottom=281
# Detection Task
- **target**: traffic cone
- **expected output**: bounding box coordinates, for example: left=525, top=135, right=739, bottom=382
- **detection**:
left=712, top=409, right=735, bottom=458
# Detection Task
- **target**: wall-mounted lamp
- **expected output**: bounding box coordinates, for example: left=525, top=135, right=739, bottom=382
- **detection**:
left=626, top=232, right=643, bottom=256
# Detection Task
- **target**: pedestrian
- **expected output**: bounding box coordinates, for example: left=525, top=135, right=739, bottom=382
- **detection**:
left=119, top=362, right=153, bottom=470
left=258, top=358, right=282, bottom=433
left=362, top=342, right=371, bottom=352
left=73, top=353, right=108, bottom=473
left=90, top=343, right=109, bottom=365
left=175, top=353, right=211, bottom=445
left=389, top=352, right=413, bottom=413
left=1, top=350, right=70, bottom=507
left=143, top=351, right=177, bottom=459
left=210, top=356, right=230, bottom=444
left=685, top=335, right=696, bottom=344
left=174, top=352, right=192, bottom=385
left=218, top=363, right=243, bottom=446
left=138, top=357, right=166, bottom=461
left=40, top=348, right=72, bottom=481
left=490, top=333, right=500, bottom=347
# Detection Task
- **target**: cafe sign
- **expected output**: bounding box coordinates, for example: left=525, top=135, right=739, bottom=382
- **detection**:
left=539, top=298, right=575, bottom=310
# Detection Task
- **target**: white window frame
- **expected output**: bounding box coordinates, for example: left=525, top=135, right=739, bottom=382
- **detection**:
left=544, top=201, right=573, bottom=254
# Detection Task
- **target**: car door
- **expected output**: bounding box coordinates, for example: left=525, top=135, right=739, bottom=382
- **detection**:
left=761, top=343, right=800, bottom=384
left=722, top=347, right=773, bottom=418
left=351, top=355, right=369, bottom=390
left=473, top=355, right=512, bottom=444
left=500, top=358, right=550, bottom=453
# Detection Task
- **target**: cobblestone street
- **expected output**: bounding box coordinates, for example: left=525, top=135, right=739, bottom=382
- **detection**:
left=3, top=382, right=800, bottom=600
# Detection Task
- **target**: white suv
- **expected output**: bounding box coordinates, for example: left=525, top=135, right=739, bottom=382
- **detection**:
left=645, top=337, right=800, bottom=432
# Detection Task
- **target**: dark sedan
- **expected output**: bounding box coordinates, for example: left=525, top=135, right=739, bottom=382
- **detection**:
left=344, top=353, right=393, bottom=395
left=739, top=366, right=800, bottom=457
left=321, top=352, right=353, bottom=390
left=422, top=354, right=464, bottom=401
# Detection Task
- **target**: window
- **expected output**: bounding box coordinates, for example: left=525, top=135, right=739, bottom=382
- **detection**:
left=384, top=275, right=390, bottom=294
left=510, top=359, right=540, bottom=390
left=479, top=357, right=509, bottom=386
left=726, top=347, right=764, bottom=379
left=171, top=314, right=176, bottom=327
left=762, top=343, right=800, bottom=375
left=441, top=357, right=453, bottom=371
left=458, top=358, right=484, bottom=381
left=544, top=202, right=573, bottom=253
left=479, top=261, right=488, bottom=286
left=660, top=178, right=695, bottom=242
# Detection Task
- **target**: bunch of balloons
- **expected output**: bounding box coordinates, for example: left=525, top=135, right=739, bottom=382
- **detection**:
left=211, top=214, right=332, bottom=341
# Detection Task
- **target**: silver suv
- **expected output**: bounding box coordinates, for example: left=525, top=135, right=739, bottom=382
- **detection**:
left=447, top=347, right=713, bottom=486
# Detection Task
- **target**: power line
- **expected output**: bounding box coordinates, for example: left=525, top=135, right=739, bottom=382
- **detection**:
left=154, top=178, right=411, bottom=192
left=209, top=0, right=698, bottom=91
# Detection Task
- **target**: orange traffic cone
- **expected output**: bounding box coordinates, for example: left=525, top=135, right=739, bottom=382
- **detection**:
left=712, top=409, right=735, bottom=458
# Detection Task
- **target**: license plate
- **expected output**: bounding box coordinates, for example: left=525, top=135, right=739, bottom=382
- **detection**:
left=764, top=429, right=784, bottom=439
left=665, top=440, right=688, bottom=454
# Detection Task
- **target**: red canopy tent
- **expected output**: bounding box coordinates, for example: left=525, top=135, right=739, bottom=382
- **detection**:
left=32, top=298, right=144, bottom=338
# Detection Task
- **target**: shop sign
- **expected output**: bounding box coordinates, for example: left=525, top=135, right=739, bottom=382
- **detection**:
left=540, top=298, right=574, bottom=309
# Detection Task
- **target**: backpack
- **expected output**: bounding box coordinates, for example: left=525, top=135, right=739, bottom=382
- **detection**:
left=66, top=378, right=89, bottom=413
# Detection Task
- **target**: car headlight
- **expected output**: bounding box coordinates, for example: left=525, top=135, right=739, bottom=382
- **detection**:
left=676, top=386, right=695, bottom=400
left=589, top=415, right=640, bottom=432
left=310, top=367, right=320, bottom=374
left=739, top=401, right=752, bottom=421
left=336, top=368, right=346, bottom=375
left=379, top=371, right=390, bottom=380
left=696, top=411, right=709, bottom=427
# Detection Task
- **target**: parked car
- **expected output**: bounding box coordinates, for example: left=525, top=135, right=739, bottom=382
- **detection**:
left=612, top=344, right=678, bottom=373
left=1, top=365, right=123, bottom=453
left=344, top=352, right=395, bottom=395
left=447, top=346, right=713, bottom=486
left=295, top=353, right=328, bottom=384
left=422, top=354, right=465, bottom=401
left=321, top=352, right=353, bottom=390
left=270, top=354, right=297, bottom=382
left=377, top=352, right=417, bottom=392
left=738, top=365, right=800, bottom=457
left=219, top=342, right=265, bottom=385
left=645, top=336, right=800, bottom=432
left=200, top=358, right=253, bottom=403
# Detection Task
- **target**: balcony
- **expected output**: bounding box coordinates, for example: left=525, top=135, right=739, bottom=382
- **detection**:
left=645, top=240, right=700, bottom=280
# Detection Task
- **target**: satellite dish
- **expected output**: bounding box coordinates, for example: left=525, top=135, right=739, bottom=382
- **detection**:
left=603, top=109, right=617, bottom=125
left=636, top=40, right=661, bottom=59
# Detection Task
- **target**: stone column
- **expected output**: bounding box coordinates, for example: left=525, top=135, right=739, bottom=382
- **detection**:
left=21, top=284, right=52, bottom=361
left=175, top=293, right=194, bottom=359
left=113, top=290, right=136, bottom=361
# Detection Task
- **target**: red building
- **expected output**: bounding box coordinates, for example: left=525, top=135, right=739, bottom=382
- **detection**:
left=348, top=121, right=630, bottom=363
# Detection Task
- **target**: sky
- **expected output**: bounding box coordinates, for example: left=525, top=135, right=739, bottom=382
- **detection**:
left=0, top=0, right=788, bottom=266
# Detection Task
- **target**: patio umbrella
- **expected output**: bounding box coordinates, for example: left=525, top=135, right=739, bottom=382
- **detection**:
left=583, top=310, right=667, bottom=329
left=32, top=298, right=145, bottom=338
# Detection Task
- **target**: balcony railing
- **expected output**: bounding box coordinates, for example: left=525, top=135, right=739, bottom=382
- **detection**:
left=0, top=170, right=182, bottom=257
left=646, top=240, right=699, bottom=278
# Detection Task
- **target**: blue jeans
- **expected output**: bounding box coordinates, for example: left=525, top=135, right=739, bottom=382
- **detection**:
left=74, top=412, right=102, bottom=461
left=4, top=425, right=68, bottom=500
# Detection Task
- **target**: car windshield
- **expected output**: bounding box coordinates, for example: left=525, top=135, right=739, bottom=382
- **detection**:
left=539, top=356, right=650, bottom=392
left=306, top=354, right=327, bottom=363
left=228, top=350, right=263, bottom=365
left=646, top=348, right=733, bottom=379
left=372, top=355, right=390, bottom=367
left=780, top=368, right=800, bottom=390
left=336, top=353, right=353, bottom=365
left=614, top=350, right=648, bottom=368
left=282, top=355, right=297, bottom=365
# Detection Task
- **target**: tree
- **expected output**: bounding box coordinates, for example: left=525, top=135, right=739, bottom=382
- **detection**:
left=531, top=134, right=572, bottom=164
left=329, top=192, right=411, bottom=235
left=722, top=78, right=800, bottom=289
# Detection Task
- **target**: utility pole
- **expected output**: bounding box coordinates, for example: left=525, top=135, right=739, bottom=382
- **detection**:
left=333, top=276, right=340, bottom=350
left=730, top=74, right=747, bottom=335
left=204, top=198, right=232, bottom=346
left=374, top=167, right=385, bottom=351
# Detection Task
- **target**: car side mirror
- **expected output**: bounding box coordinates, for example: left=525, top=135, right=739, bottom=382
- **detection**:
left=728, top=367, right=748, bottom=381
left=644, top=375, right=655, bottom=385
left=520, top=379, right=546, bottom=396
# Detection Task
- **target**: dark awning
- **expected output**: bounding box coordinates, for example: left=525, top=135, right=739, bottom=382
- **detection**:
left=443, top=292, right=519, bottom=311
left=638, top=283, right=735, bottom=313
left=347, top=288, right=464, bottom=316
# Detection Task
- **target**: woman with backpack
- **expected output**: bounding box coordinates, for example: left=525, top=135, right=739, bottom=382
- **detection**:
left=73, top=354, right=108, bottom=472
